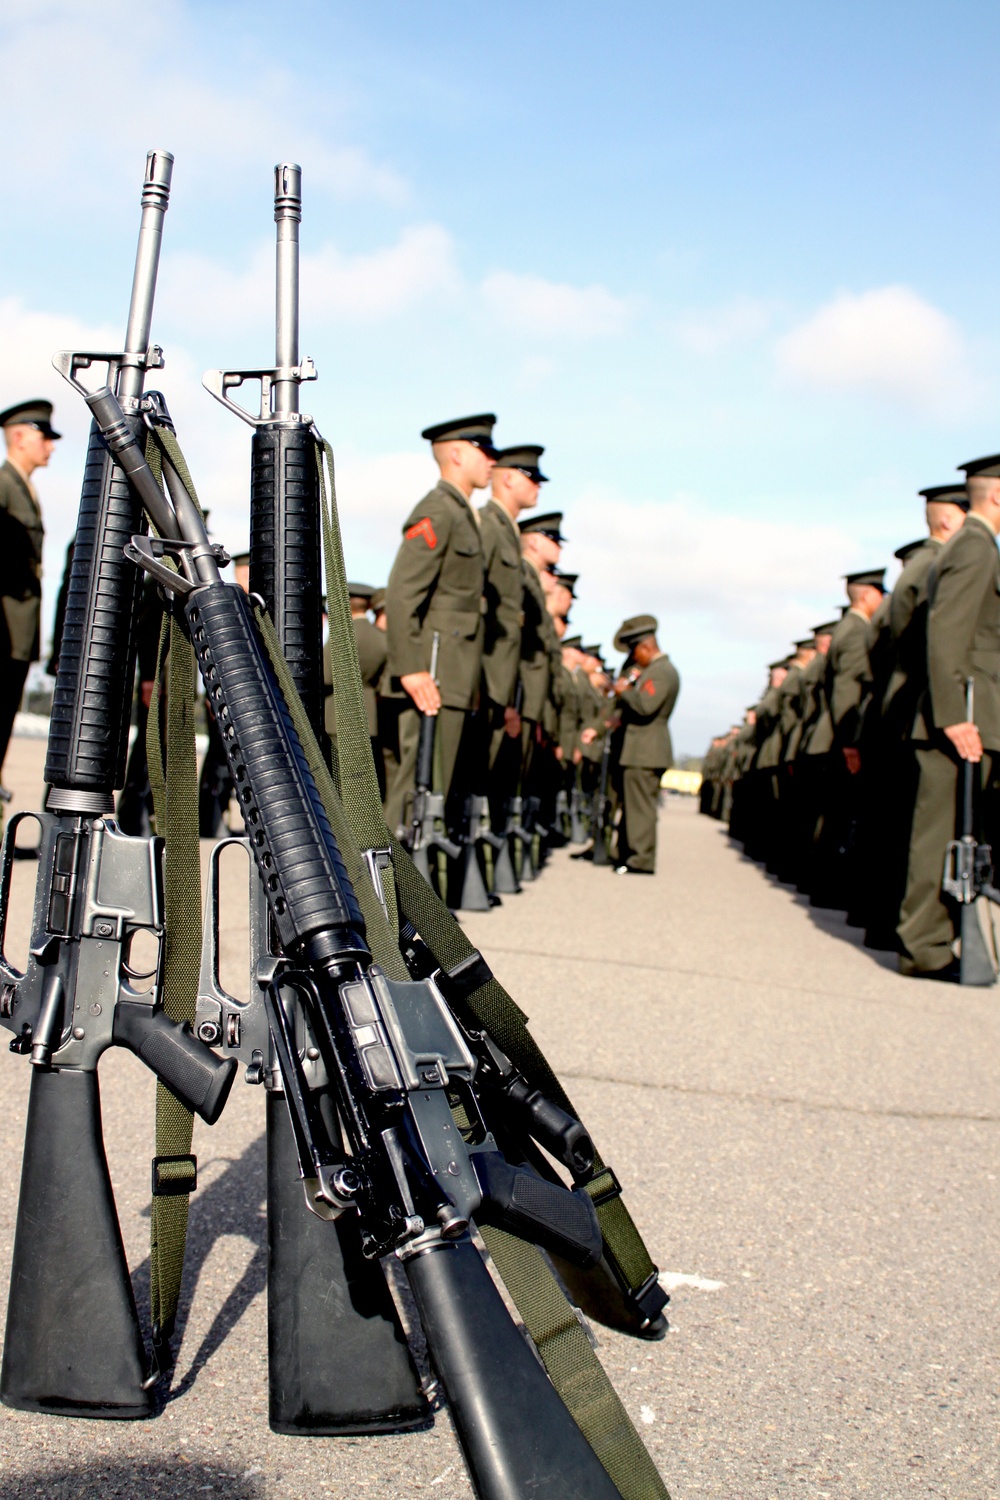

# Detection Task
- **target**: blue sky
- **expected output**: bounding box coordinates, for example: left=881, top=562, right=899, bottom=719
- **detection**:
left=2, top=1, right=999, bottom=751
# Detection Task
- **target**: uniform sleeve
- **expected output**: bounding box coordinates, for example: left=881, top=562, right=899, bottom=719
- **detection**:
left=830, top=625, right=870, bottom=732
left=928, top=535, right=996, bottom=729
left=385, top=497, right=452, bottom=679
left=619, top=661, right=675, bottom=718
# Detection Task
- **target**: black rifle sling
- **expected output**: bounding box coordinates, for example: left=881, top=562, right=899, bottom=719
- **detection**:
left=310, top=442, right=669, bottom=1500
left=144, top=427, right=203, bottom=1372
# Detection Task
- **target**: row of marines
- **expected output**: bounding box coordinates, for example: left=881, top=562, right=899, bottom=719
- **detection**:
left=700, top=449, right=1000, bottom=981
left=195, top=413, right=680, bottom=898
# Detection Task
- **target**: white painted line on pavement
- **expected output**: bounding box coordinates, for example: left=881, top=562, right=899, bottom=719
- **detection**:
left=658, top=1271, right=726, bottom=1291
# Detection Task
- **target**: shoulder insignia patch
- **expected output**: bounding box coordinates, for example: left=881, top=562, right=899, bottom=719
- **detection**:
left=405, top=517, right=437, bottom=549
left=642, top=679, right=657, bottom=696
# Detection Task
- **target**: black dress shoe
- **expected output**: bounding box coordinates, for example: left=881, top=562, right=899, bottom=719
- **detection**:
left=903, top=957, right=961, bottom=983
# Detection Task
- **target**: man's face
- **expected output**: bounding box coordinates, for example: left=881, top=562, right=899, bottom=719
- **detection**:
left=6, top=424, right=55, bottom=471
left=234, top=562, right=251, bottom=593
left=494, top=467, right=540, bottom=510
left=550, top=583, right=572, bottom=618
left=815, top=633, right=832, bottom=655
left=462, top=441, right=496, bottom=491
left=528, top=532, right=561, bottom=570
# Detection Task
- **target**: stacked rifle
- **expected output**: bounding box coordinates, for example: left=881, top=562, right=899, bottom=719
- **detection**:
left=0, top=153, right=671, bottom=1499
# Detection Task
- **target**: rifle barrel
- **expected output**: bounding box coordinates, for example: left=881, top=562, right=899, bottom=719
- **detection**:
left=273, top=161, right=302, bottom=415
left=120, top=150, right=173, bottom=400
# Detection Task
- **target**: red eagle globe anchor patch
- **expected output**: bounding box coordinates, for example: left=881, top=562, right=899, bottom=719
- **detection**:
left=406, top=517, right=437, bottom=549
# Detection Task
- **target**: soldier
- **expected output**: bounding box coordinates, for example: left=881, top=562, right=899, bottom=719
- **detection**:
left=384, top=414, right=496, bottom=835
left=771, top=639, right=816, bottom=880
left=793, top=620, right=838, bottom=893
left=898, top=456, right=1000, bottom=979
left=480, top=445, right=543, bottom=828
left=0, top=399, right=59, bottom=790
left=811, top=570, right=885, bottom=910
left=518, top=512, right=566, bottom=857
left=745, top=659, right=788, bottom=865
left=863, top=486, right=968, bottom=949
left=611, top=614, right=680, bottom=875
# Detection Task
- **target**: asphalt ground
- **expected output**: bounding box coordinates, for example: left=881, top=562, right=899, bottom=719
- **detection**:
left=0, top=736, right=997, bottom=1499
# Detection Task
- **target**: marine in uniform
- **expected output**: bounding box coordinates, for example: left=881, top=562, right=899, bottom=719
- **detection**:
left=479, top=445, right=544, bottom=827
left=862, top=486, right=968, bottom=949
left=898, top=456, right=1000, bottom=979
left=811, top=570, right=884, bottom=909
left=384, top=414, right=495, bottom=835
left=0, top=399, right=59, bottom=787
left=611, top=614, right=680, bottom=875
left=517, top=512, right=567, bottom=850
left=325, top=583, right=389, bottom=798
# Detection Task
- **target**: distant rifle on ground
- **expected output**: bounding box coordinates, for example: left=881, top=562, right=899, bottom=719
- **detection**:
left=403, top=631, right=460, bottom=886
left=591, top=729, right=614, bottom=866
left=942, top=677, right=1000, bottom=986
left=0, top=151, right=237, bottom=1421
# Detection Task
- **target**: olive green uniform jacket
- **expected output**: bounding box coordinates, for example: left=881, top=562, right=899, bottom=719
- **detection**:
left=884, top=537, right=941, bottom=741
left=519, top=559, right=556, bottom=723
left=579, top=678, right=608, bottom=764
left=0, top=460, right=44, bottom=662
left=927, top=512, right=1000, bottom=749
left=798, top=649, right=833, bottom=757
left=826, top=610, right=872, bottom=749
left=479, top=498, right=523, bottom=708
left=618, top=653, right=680, bottom=768
left=385, top=479, right=485, bottom=711
left=323, top=616, right=387, bottom=739
left=778, top=664, right=807, bottom=762
left=753, top=684, right=784, bottom=770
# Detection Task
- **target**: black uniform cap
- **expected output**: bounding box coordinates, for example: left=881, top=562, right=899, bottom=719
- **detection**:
left=959, top=452, right=1000, bottom=479
left=794, top=637, right=815, bottom=650
left=230, top=551, right=251, bottom=567
left=370, top=587, right=386, bottom=613
left=844, top=568, right=886, bottom=592
left=894, top=538, right=927, bottom=563
left=561, top=634, right=583, bottom=649
left=919, top=483, right=969, bottom=511
left=552, top=570, right=578, bottom=597
left=519, top=511, right=566, bottom=542
left=346, top=581, right=377, bottom=600
left=769, top=657, right=791, bottom=671
left=0, top=398, right=61, bottom=439
left=421, top=413, right=498, bottom=458
left=582, top=642, right=602, bottom=656
left=494, top=444, right=548, bottom=483
left=811, top=619, right=840, bottom=636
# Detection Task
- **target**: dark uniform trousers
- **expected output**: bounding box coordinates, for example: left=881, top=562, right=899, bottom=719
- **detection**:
left=897, top=741, right=999, bottom=973
left=616, top=766, right=662, bottom=872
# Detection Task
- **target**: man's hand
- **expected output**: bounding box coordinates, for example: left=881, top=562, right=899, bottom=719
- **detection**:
left=843, top=746, right=861, bottom=775
left=140, top=679, right=155, bottom=709
left=572, top=747, right=582, bottom=764
left=580, top=726, right=598, bottom=745
left=613, top=676, right=630, bottom=695
left=401, top=671, right=441, bottom=715
left=503, top=705, right=521, bottom=738
left=554, top=745, right=564, bottom=762
left=945, top=721, right=983, bottom=762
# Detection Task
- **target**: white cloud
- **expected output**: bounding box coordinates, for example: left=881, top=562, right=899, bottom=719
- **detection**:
left=566, top=485, right=853, bottom=643
left=775, top=285, right=977, bottom=412
left=674, top=297, right=774, bottom=355
left=481, top=271, right=632, bottom=338
left=160, top=224, right=459, bottom=332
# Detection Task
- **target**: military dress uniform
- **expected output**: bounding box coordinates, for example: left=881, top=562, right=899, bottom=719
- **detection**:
left=612, top=614, right=680, bottom=874
left=384, top=420, right=493, bottom=833
left=898, top=470, right=1000, bottom=977
left=0, top=403, right=54, bottom=775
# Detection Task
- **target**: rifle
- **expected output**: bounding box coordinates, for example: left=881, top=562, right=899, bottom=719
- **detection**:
left=0, top=151, right=237, bottom=1421
left=68, top=378, right=624, bottom=1499
left=942, top=677, right=1000, bottom=986
left=570, top=768, right=589, bottom=844
left=591, top=729, right=614, bottom=866
left=403, top=631, right=460, bottom=888
left=202, top=165, right=426, bottom=1433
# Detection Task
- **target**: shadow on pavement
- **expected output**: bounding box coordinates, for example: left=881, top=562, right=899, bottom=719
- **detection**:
left=129, top=1133, right=268, bottom=1405
left=0, top=1460, right=264, bottom=1499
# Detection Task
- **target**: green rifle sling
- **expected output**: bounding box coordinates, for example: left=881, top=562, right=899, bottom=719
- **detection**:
left=144, top=427, right=203, bottom=1368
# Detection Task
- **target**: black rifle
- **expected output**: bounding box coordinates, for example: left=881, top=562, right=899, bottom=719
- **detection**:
left=942, top=678, right=1000, bottom=986
left=403, top=632, right=460, bottom=888
left=70, top=380, right=622, bottom=1498
left=591, top=729, right=614, bottom=866
left=0, top=152, right=236, bottom=1421
left=202, top=165, right=426, bottom=1433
